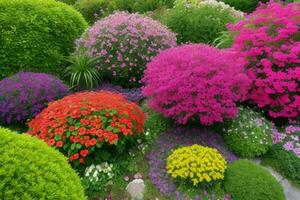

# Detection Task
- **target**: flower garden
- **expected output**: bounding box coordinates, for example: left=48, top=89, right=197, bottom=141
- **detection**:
left=0, top=0, right=300, bottom=199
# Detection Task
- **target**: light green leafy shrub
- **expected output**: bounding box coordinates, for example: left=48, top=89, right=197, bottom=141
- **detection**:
left=0, top=0, right=87, bottom=79
left=0, top=127, right=86, bottom=199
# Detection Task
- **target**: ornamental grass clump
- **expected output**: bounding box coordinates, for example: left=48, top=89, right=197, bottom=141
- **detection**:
left=76, top=11, right=176, bottom=88
left=223, top=107, right=273, bottom=158
left=143, top=44, right=250, bottom=125
left=28, top=91, right=145, bottom=165
left=0, top=72, right=68, bottom=124
left=229, top=2, right=300, bottom=119
left=166, top=144, right=227, bottom=186
left=0, top=127, right=86, bottom=200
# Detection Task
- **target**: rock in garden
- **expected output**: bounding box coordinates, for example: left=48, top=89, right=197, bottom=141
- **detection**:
left=126, top=179, right=145, bottom=200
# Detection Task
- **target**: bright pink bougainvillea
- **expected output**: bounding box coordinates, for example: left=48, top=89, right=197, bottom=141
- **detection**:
left=229, top=2, right=300, bottom=119
left=142, top=44, right=250, bottom=125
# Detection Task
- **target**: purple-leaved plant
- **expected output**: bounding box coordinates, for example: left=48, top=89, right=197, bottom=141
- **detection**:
left=146, top=127, right=237, bottom=199
left=0, top=72, right=68, bottom=124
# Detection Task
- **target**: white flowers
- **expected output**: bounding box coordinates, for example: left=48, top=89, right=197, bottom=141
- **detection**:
left=84, top=162, right=114, bottom=184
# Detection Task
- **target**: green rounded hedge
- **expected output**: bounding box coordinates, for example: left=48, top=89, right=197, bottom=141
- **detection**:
left=0, top=0, right=88, bottom=80
left=223, top=107, right=273, bottom=158
left=224, top=160, right=285, bottom=200
left=220, top=0, right=269, bottom=13
left=0, top=127, right=86, bottom=199
left=161, top=4, right=237, bottom=44
left=74, top=0, right=117, bottom=24
left=57, top=0, right=77, bottom=5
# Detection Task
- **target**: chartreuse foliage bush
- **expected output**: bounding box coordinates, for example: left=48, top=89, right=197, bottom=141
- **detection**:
left=224, top=160, right=285, bottom=200
left=77, top=12, right=176, bottom=87
left=74, top=0, right=117, bottom=24
left=28, top=91, right=145, bottom=166
left=223, top=107, right=273, bottom=158
left=167, top=145, right=227, bottom=186
left=0, top=127, right=86, bottom=199
left=0, top=72, right=68, bottom=124
left=143, top=44, right=250, bottom=125
left=0, top=0, right=87, bottom=79
left=220, top=0, right=269, bottom=13
left=229, top=2, right=300, bottom=119
left=161, top=4, right=237, bottom=44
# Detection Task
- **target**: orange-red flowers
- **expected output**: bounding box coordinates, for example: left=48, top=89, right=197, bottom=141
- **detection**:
left=28, top=91, right=145, bottom=165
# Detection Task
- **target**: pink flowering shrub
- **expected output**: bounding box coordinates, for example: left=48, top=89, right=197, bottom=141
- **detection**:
left=142, top=44, right=250, bottom=125
left=272, top=126, right=300, bottom=158
left=76, top=11, right=176, bottom=88
left=229, top=2, right=300, bottom=119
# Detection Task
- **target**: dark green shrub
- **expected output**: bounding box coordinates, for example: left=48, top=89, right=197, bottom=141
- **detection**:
left=223, top=107, right=273, bottom=158
left=220, top=0, right=269, bottom=13
left=161, top=5, right=237, bottom=44
left=262, top=144, right=300, bottom=187
left=74, top=0, right=117, bottom=24
left=224, top=160, right=285, bottom=200
left=0, top=127, right=86, bottom=199
left=0, top=0, right=87, bottom=80
left=114, top=0, right=175, bottom=13
left=58, top=0, right=77, bottom=5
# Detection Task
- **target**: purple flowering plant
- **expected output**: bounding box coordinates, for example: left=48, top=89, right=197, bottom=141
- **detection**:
left=0, top=72, right=68, bottom=124
left=272, top=126, right=300, bottom=158
left=146, top=127, right=237, bottom=199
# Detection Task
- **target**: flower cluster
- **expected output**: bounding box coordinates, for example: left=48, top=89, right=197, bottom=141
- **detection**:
left=76, top=11, right=176, bottom=87
left=229, top=2, right=300, bottom=119
left=272, top=126, right=300, bottom=158
left=0, top=72, right=68, bottom=124
left=146, top=127, right=237, bottom=197
left=174, top=0, right=244, bottom=18
left=167, top=144, right=227, bottom=186
left=143, top=44, right=250, bottom=125
left=82, top=162, right=114, bottom=197
left=223, top=107, right=273, bottom=158
left=27, top=91, right=145, bottom=165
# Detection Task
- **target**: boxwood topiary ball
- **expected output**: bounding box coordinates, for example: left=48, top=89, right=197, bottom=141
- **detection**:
left=0, top=127, right=86, bottom=199
left=0, top=0, right=87, bottom=79
left=224, top=160, right=285, bottom=200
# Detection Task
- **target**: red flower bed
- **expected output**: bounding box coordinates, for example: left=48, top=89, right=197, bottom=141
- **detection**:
left=28, top=91, right=145, bottom=165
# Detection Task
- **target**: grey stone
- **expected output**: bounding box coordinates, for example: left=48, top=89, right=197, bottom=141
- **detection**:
left=126, top=179, right=145, bottom=200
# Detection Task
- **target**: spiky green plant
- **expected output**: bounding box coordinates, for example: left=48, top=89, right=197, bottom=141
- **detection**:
left=65, top=53, right=101, bottom=90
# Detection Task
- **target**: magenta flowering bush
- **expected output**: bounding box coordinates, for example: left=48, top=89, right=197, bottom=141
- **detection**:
left=0, top=72, right=68, bottom=124
left=229, top=2, right=300, bottom=119
left=76, top=11, right=177, bottom=88
left=143, top=44, right=250, bottom=125
left=272, top=126, right=300, bottom=158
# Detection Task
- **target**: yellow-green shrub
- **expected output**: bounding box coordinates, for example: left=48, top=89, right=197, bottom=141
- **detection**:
left=166, top=144, right=227, bottom=186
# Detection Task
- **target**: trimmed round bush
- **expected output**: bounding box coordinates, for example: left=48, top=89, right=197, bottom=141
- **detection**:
left=223, top=107, right=273, bottom=158
left=161, top=4, right=238, bottom=44
left=263, top=144, right=300, bottom=187
left=0, top=0, right=87, bottom=79
left=224, top=160, right=285, bottom=200
left=74, top=0, right=117, bottom=24
left=28, top=91, right=145, bottom=165
left=167, top=144, right=227, bottom=186
left=229, top=2, right=300, bottom=119
left=0, top=72, right=68, bottom=124
left=174, top=0, right=244, bottom=18
left=0, top=127, right=86, bottom=199
left=143, top=44, right=250, bottom=125
left=77, top=11, right=176, bottom=87
left=220, top=0, right=268, bottom=13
